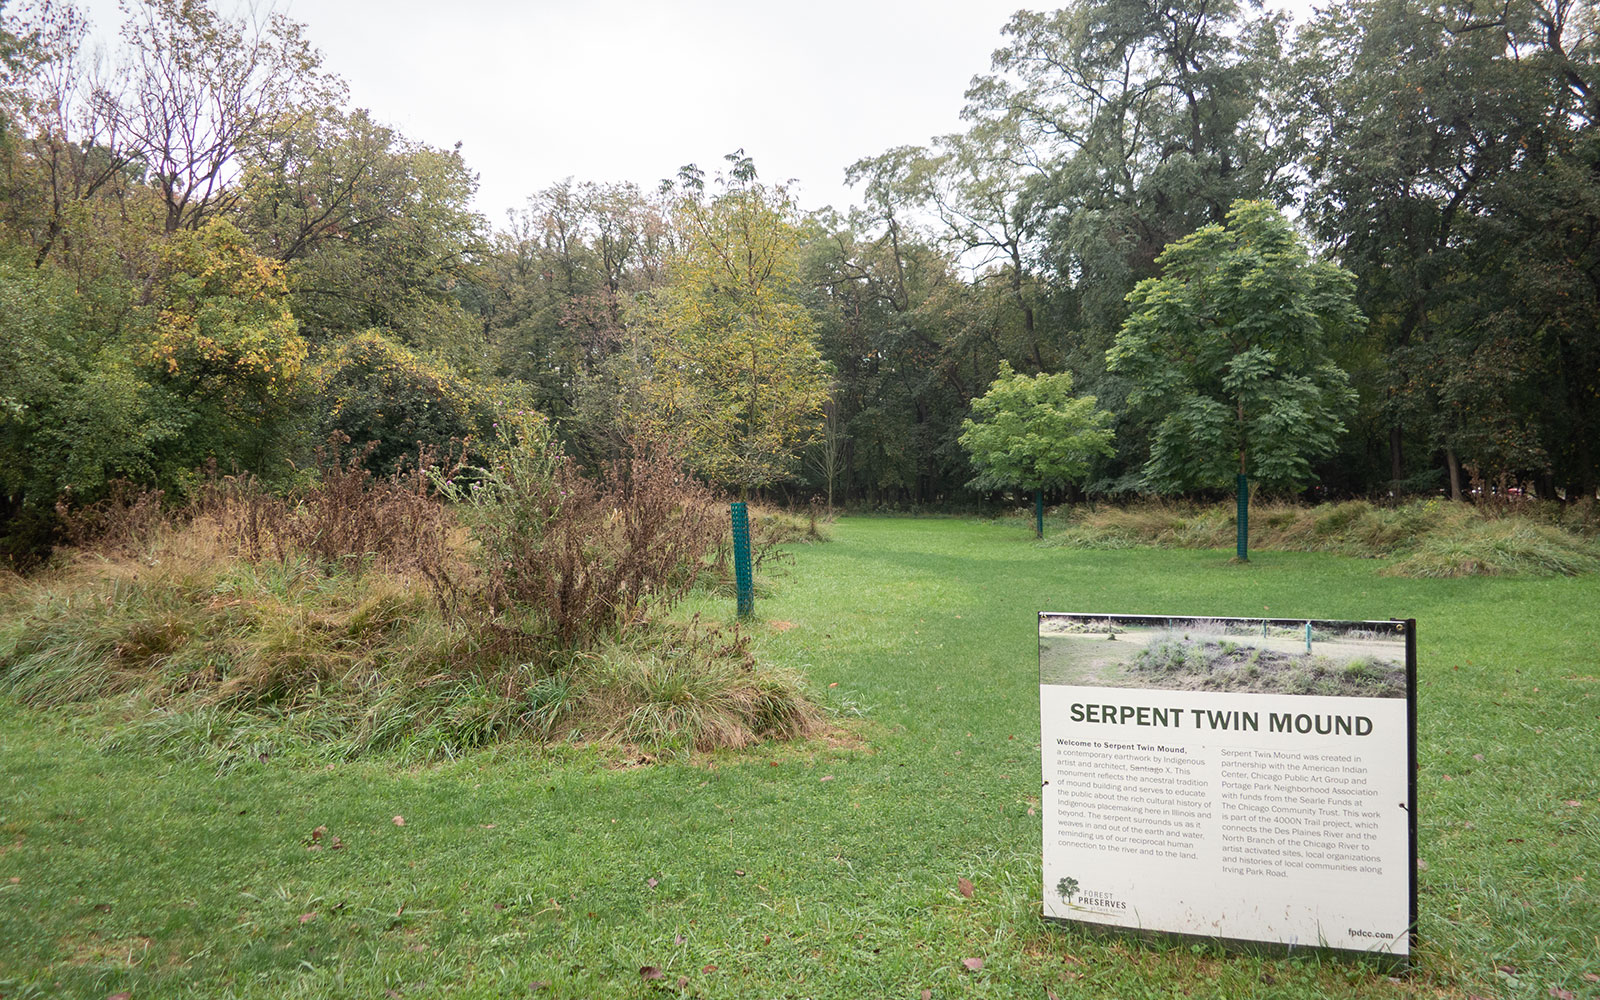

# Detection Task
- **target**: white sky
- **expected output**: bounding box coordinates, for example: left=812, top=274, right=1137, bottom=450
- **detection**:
left=69, top=1, right=1315, bottom=227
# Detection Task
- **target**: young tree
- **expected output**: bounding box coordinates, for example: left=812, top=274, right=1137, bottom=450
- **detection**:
left=640, top=153, right=831, bottom=492
left=959, top=361, right=1115, bottom=537
left=1107, top=201, right=1362, bottom=560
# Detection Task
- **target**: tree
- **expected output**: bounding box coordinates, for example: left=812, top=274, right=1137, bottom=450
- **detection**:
left=0, top=247, right=175, bottom=565
left=1107, top=201, right=1361, bottom=560
left=309, top=331, right=500, bottom=476
left=143, top=217, right=307, bottom=475
left=639, top=154, right=831, bottom=492
left=966, top=0, right=1292, bottom=339
left=959, top=361, right=1114, bottom=536
left=1294, top=0, right=1600, bottom=499
left=237, top=109, right=488, bottom=363
left=110, top=0, right=344, bottom=233
left=1056, top=876, right=1080, bottom=905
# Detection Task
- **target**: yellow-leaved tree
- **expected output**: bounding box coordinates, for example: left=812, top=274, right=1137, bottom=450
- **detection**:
left=639, top=153, right=831, bottom=492
left=146, top=218, right=307, bottom=475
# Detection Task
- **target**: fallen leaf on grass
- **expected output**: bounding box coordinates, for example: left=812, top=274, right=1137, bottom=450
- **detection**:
left=1584, top=973, right=1600, bottom=983
left=961, top=957, right=984, bottom=971
left=1563, top=800, right=1581, bottom=807
left=820, top=775, right=834, bottom=782
left=639, top=965, right=663, bottom=980
left=922, top=991, right=932, bottom=1000
left=1551, top=989, right=1576, bottom=1000
left=677, top=977, right=688, bottom=989
left=647, top=877, right=658, bottom=889
left=702, top=963, right=717, bottom=972
left=299, top=912, right=317, bottom=924
left=957, top=877, right=974, bottom=899
left=311, top=826, right=326, bottom=843
left=106, top=993, right=131, bottom=1000
left=392, top=816, right=406, bottom=827
left=674, top=934, right=685, bottom=945
left=733, top=869, right=746, bottom=877
left=530, top=982, right=549, bottom=992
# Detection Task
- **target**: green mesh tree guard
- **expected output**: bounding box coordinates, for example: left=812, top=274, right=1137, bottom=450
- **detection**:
left=731, top=502, right=753, bottom=619
left=1236, top=473, right=1250, bottom=562
left=1035, top=489, right=1044, bottom=539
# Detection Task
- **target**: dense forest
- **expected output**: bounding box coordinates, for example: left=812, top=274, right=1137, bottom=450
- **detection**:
left=2, top=0, right=1597, bottom=565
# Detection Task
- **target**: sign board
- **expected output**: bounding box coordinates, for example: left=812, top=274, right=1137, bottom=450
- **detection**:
left=1040, top=613, right=1417, bottom=960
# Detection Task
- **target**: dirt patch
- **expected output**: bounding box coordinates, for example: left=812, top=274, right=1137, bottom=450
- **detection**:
left=59, top=933, right=153, bottom=967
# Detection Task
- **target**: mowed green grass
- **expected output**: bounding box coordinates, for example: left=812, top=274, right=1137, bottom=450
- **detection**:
left=1, top=516, right=1596, bottom=999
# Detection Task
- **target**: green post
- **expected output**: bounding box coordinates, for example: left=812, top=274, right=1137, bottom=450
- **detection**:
left=730, top=502, right=753, bottom=619
left=1035, top=488, right=1044, bottom=539
left=1235, top=473, right=1250, bottom=562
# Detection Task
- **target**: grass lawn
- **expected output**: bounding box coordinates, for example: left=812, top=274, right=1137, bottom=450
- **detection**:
left=1, top=516, right=1597, bottom=999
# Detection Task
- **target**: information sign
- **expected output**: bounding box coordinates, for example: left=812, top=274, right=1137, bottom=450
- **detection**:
left=1040, top=613, right=1417, bottom=959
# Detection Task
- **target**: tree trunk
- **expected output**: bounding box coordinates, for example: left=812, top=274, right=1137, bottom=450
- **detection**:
left=1389, top=425, right=1404, bottom=488
left=1446, top=448, right=1463, bottom=501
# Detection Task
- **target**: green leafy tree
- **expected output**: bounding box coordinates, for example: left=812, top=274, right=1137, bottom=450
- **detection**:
left=1294, top=0, right=1600, bottom=499
left=310, top=331, right=499, bottom=475
left=238, top=108, right=488, bottom=365
left=959, top=361, right=1114, bottom=535
left=1108, top=201, right=1362, bottom=559
left=143, top=218, right=307, bottom=476
left=0, top=249, right=176, bottom=565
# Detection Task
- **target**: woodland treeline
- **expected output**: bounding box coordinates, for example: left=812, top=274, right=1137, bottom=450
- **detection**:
left=1, top=0, right=1597, bottom=564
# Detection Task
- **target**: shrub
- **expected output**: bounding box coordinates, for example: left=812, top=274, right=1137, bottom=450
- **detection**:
left=310, top=331, right=497, bottom=476
left=440, top=412, right=724, bottom=647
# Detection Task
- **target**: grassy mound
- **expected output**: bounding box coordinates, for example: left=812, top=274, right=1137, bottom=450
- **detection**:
left=0, top=536, right=819, bottom=767
left=1382, top=519, right=1600, bottom=578
left=1039, top=498, right=1600, bottom=576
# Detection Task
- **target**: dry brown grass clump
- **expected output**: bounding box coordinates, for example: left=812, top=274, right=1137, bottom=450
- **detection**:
left=4, top=428, right=823, bottom=763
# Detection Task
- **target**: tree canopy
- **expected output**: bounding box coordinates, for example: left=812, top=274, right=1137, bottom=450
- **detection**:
left=959, top=361, right=1115, bottom=494
left=1, top=0, right=1598, bottom=563
left=1108, top=200, right=1362, bottom=494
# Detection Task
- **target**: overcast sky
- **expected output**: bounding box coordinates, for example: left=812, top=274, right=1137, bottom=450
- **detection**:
left=71, top=1, right=1313, bottom=227
left=73, top=0, right=1024, bottom=222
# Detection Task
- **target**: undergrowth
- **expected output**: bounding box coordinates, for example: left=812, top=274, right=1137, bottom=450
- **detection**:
left=0, top=423, right=824, bottom=764
left=1038, top=498, right=1600, bottom=576
left=0, top=547, right=818, bottom=766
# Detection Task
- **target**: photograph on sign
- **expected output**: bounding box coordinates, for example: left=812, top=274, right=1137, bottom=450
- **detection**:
left=1040, top=613, right=1416, bottom=959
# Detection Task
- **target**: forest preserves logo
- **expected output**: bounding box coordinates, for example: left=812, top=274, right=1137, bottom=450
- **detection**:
left=1055, top=876, right=1127, bottom=910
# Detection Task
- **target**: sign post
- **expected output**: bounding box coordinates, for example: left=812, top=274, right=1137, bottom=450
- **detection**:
left=1039, top=613, right=1417, bottom=962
